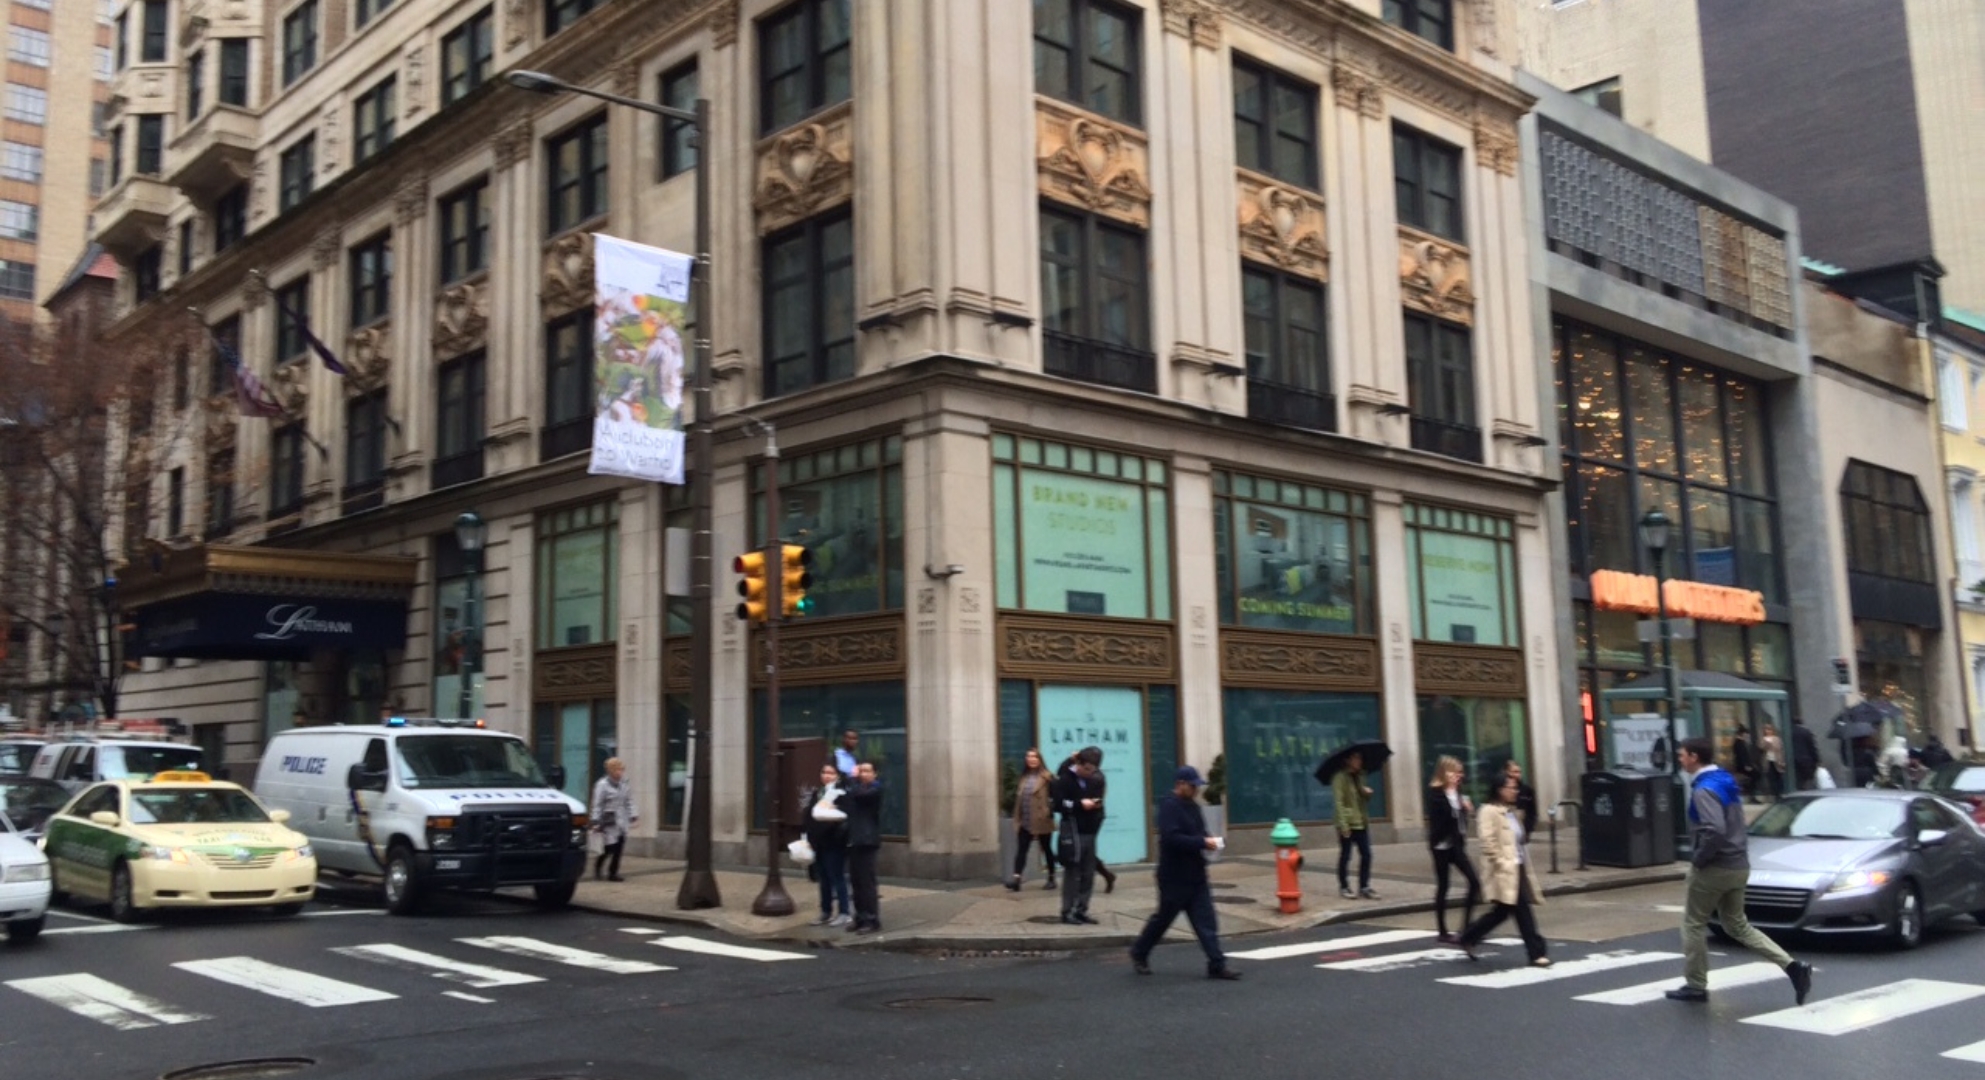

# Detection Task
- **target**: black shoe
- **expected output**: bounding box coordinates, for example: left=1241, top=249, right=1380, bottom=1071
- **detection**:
left=1437, top=932, right=1459, bottom=944
left=1101, top=869, right=1117, bottom=894
left=1006, top=877, right=1021, bottom=892
left=1061, top=914, right=1082, bottom=925
left=1208, top=968, right=1243, bottom=981
left=1043, top=878, right=1056, bottom=890
left=1665, top=986, right=1710, bottom=1003
left=853, top=924, right=880, bottom=936
left=1786, top=960, right=1813, bottom=1005
left=608, top=875, right=625, bottom=883
left=1130, top=953, right=1151, bottom=975
left=1075, top=913, right=1100, bottom=925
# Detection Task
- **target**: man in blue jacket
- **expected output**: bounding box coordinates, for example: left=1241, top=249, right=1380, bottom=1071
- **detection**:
left=1667, top=737, right=1812, bottom=1004
left=1129, top=766, right=1240, bottom=980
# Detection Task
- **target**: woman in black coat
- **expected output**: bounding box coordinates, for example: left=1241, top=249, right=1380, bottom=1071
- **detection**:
left=802, top=762, right=852, bottom=927
left=1425, top=756, right=1481, bottom=944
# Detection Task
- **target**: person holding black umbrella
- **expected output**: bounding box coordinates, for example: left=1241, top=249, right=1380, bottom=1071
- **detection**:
left=1333, top=751, right=1378, bottom=900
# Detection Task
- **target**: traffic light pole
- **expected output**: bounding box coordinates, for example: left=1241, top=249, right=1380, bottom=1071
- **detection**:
left=750, top=434, right=795, bottom=917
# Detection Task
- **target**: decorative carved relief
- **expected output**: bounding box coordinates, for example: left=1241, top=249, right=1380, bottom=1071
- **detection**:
left=1377, top=58, right=1473, bottom=122
left=1222, top=0, right=1334, bottom=54
left=493, top=122, right=533, bottom=170
left=269, top=361, right=309, bottom=420
left=998, top=614, right=1175, bottom=680
left=240, top=270, right=267, bottom=311
left=137, top=72, right=167, bottom=99
left=1221, top=630, right=1381, bottom=692
left=394, top=176, right=429, bottom=223
left=534, top=644, right=617, bottom=699
left=1331, top=63, right=1384, bottom=119
left=1398, top=227, right=1476, bottom=323
left=403, top=46, right=426, bottom=121
left=1159, top=0, right=1223, bottom=47
left=433, top=277, right=491, bottom=358
left=541, top=231, right=594, bottom=314
left=312, top=229, right=342, bottom=269
left=748, top=618, right=906, bottom=684
left=1474, top=119, right=1519, bottom=177
left=1414, top=643, right=1526, bottom=697
left=202, top=395, right=238, bottom=451
left=708, top=0, right=740, bottom=47
left=1238, top=172, right=1328, bottom=281
left=1035, top=98, right=1153, bottom=228
left=753, top=102, right=854, bottom=234
left=345, top=322, right=391, bottom=394
left=959, top=588, right=981, bottom=615
left=504, top=0, right=530, bottom=49
left=317, top=99, right=342, bottom=176
left=663, top=637, right=692, bottom=692
left=916, top=588, right=936, bottom=615
left=1471, top=0, right=1501, bottom=57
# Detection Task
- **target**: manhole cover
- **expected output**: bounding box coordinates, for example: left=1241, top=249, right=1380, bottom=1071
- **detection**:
left=884, top=996, right=994, bottom=1011
left=1211, top=895, right=1257, bottom=905
left=161, top=1060, right=315, bottom=1080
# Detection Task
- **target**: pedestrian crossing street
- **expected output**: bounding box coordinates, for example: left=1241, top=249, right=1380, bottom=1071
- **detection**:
left=3, top=927, right=812, bottom=1031
left=1226, top=927, right=1985, bottom=1063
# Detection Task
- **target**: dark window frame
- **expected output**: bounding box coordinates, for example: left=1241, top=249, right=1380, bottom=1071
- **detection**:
left=757, top=0, right=853, bottom=134
left=269, top=424, right=307, bottom=521
left=165, top=466, right=185, bottom=537
left=1038, top=203, right=1154, bottom=393
left=186, top=48, right=205, bottom=119
left=278, top=135, right=315, bottom=212
left=760, top=208, right=856, bottom=399
left=1403, top=311, right=1478, bottom=461
left=343, top=389, right=388, bottom=514
left=274, top=276, right=312, bottom=364
left=1241, top=263, right=1332, bottom=431
left=1840, top=460, right=1936, bottom=586
left=281, top=0, right=320, bottom=87
left=440, top=6, right=494, bottom=105
left=659, top=60, right=698, bottom=180
left=139, top=0, right=168, bottom=63
left=545, top=0, right=604, bottom=38
left=437, top=177, right=489, bottom=284
left=214, top=184, right=248, bottom=251
left=205, top=446, right=236, bottom=537
left=354, top=0, right=395, bottom=30
left=134, top=114, right=164, bottom=176
left=433, top=350, right=486, bottom=489
left=133, top=245, right=162, bottom=302
left=542, top=309, right=592, bottom=459
left=1382, top=0, right=1454, bottom=51
left=352, top=76, right=396, bottom=163
left=219, top=39, right=250, bottom=107
left=1393, top=124, right=1465, bottom=242
left=1032, top=0, right=1142, bottom=126
left=208, top=316, right=240, bottom=396
left=545, top=113, right=608, bottom=236
left=348, top=232, right=392, bottom=328
left=177, top=218, right=196, bottom=278
left=1232, top=55, right=1319, bottom=190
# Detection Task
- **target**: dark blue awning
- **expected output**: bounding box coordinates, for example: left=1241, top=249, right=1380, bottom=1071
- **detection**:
left=132, top=593, right=410, bottom=660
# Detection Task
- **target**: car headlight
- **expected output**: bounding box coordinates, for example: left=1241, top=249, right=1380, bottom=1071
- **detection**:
left=1828, top=869, right=1893, bottom=893
left=2, top=861, right=50, bottom=883
left=570, top=828, right=586, bottom=847
left=282, top=844, right=314, bottom=862
left=142, top=845, right=189, bottom=863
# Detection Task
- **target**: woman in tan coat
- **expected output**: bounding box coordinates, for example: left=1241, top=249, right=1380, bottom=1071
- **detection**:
left=1008, top=748, right=1057, bottom=891
left=1455, top=772, right=1550, bottom=966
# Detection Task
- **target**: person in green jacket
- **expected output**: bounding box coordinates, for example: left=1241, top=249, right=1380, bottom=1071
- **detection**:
left=1333, top=752, right=1378, bottom=900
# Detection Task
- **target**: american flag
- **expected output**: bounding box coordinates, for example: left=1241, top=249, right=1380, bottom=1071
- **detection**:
left=205, top=325, right=286, bottom=419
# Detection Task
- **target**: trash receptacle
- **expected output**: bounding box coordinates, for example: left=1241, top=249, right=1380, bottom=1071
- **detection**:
left=1649, top=774, right=1677, bottom=864
left=1581, top=770, right=1662, bottom=868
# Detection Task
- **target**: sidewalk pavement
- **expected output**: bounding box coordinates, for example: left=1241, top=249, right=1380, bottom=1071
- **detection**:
left=569, top=825, right=1689, bottom=952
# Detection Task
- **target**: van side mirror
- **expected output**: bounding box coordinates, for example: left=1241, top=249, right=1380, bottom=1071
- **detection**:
left=547, top=764, right=567, bottom=790
left=89, top=810, right=119, bottom=827
left=346, top=764, right=386, bottom=793
left=1915, top=828, right=1949, bottom=849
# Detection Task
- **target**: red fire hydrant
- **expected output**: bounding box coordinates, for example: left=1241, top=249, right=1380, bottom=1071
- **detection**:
left=1271, top=818, right=1303, bottom=914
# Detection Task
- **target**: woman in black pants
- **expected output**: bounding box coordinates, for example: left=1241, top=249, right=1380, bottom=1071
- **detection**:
left=1424, top=755, right=1480, bottom=944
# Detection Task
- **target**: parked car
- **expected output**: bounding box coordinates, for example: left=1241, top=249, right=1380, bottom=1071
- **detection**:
left=30, top=738, right=204, bottom=794
left=1923, top=761, right=1985, bottom=826
left=42, top=771, right=315, bottom=922
left=0, top=777, right=71, bottom=843
left=0, top=807, right=51, bottom=942
left=0, top=738, right=46, bottom=777
left=1725, top=790, right=1985, bottom=949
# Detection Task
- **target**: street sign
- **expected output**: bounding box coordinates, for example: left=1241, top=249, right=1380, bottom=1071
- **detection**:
left=1636, top=617, right=1697, bottom=642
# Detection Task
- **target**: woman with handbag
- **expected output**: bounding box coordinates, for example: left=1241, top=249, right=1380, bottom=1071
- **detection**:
left=1455, top=772, right=1550, bottom=967
left=1424, top=755, right=1480, bottom=944
left=589, top=758, right=638, bottom=882
left=803, top=762, right=852, bottom=927
left=1009, top=748, right=1057, bottom=891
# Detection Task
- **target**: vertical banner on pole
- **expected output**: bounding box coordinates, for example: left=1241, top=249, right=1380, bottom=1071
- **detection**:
left=590, top=234, right=694, bottom=485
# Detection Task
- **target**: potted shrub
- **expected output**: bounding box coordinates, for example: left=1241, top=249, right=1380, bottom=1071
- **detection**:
left=1201, top=753, right=1228, bottom=838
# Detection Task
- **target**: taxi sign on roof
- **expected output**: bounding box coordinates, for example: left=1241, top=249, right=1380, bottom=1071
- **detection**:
left=149, top=770, right=212, bottom=783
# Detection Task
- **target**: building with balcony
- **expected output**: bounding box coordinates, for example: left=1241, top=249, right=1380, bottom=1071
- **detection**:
left=102, top=0, right=1562, bottom=877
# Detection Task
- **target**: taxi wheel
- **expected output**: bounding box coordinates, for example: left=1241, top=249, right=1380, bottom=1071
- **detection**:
left=382, top=845, right=424, bottom=916
left=5, top=916, right=43, bottom=943
left=108, top=863, right=143, bottom=924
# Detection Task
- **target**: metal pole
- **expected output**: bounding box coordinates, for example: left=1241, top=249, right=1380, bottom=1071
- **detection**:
left=1654, top=547, right=1683, bottom=858
left=675, top=97, right=721, bottom=911
left=751, top=438, right=794, bottom=917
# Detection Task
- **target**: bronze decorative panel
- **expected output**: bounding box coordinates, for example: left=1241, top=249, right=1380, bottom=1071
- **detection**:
left=1220, top=630, right=1381, bottom=693
left=1413, top=642, right=1526, bottom=698
left=997, top=614, right=1175, bottom=682
left=662, top=637, right=692, bottom=693
left=749, top=615, right=905, bottom=686
left=534, top=643, right=617, bottom=700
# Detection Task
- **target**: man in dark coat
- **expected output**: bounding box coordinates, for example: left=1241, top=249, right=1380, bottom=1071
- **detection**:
left=1129, top=766, right=1240, bottom=980
left=1730, top=729, right=1757, bottom=802
left=842, top=761, right=884, bottom=935
left=1791, top=720, right=1820, bottom=789
left=1053, top=746, right=1106, bottom=924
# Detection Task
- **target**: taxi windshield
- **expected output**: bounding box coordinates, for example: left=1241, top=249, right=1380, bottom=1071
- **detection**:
left=128, top=788, right=271, bottom=825
left=102, top=745, right=204, bottom=781
left=395, top=735, right=547, bottom=790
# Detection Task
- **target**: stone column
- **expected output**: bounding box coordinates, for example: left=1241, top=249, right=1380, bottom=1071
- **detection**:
left=391, top=174, right=432, bottom=499
left=616, top=483, right=664, bottom=853
left=1371, top=490, right=1422, bottom=838
left=1171, top=454, right=1225, bottom=772
left=1513, top=510, right=1566, bottom=808
left=709, top=459, right=752, bottom=852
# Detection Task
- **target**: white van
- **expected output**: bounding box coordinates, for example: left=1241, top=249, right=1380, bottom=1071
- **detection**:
left=254, top=720, right=588, bottom=914
left=30, top=739, right=205, bottom=794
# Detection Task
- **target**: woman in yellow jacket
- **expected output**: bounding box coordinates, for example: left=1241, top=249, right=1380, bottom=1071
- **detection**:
left=1454, top=772, right=1550, bottom=966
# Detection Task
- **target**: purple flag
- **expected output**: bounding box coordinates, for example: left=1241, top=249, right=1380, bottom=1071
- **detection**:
left=268, top=290, right=350, bottom=376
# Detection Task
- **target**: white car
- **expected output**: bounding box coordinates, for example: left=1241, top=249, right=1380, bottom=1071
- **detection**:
left=0, top=808, right=51, bottom=942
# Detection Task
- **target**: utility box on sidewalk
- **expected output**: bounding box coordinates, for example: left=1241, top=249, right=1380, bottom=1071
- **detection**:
left=775, top=737, right=827, bottom=843
left=1580, top=770, right=1667, bottom=868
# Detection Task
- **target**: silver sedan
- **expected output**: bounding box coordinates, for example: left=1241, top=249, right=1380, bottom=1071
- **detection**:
left=1723, top=790, right=1985, bottom=949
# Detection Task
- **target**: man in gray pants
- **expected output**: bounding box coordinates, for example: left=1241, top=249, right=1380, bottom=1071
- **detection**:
left=1667, top=737, right=1814, bottom=1004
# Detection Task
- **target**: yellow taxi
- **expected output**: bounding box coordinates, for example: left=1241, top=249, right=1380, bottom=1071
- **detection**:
left=43, top=771, right=317, bottom=921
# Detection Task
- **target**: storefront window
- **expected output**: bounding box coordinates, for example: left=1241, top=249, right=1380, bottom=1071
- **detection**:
left=1221, top=688, right=1384, bottom=825
left=749, top=436, right=904, bottom=616
left=535, top=500, right=618, bottom=648
left=264, top=660, right=302, bottom=737
left=661, top=694, right=688, bottom=826
left=1856, top=620, right=1928, bottom=741
left=1416, top=696, right=1527, bottom=808
left=1405, top=503, right=1517, bottom=646
left=752, top=681, right=908, bottom=837
left=432, top=534, right=486, bottom=718
left=991, top=434, right=1171, bottom=620
left=1212, top=471, right=1370, bottom=633
left=532, top=698, right=616, bottom=803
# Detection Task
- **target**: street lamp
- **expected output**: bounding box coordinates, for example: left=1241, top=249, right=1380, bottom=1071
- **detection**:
left=506, top=69, right=724, bottom=911
left=1640, top=509, right=1684, bottom=849
left=453, top=511, right=487, bottom=720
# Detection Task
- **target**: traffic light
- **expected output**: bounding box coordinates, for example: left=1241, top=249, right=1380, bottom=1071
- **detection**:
left=735, top=551, right=770, bottom=623
left=779, top=544, right=814, bottom=618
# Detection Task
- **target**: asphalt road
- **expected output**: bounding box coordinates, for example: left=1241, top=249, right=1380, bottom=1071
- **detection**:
left=6, top=880, right=1985, bottom=1080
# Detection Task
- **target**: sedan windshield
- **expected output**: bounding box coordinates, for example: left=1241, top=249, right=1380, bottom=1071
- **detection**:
left=102, top=746, right=204, bottom=781
left=1927, top=764, right=1985, bottom=794
left=1750, top=797, right=1906, bottom=841
left=395, top=736, right=547, bottom=790
left=128, top=788, right=271, bottom=825
left=1, top=779, right=69, bottom=834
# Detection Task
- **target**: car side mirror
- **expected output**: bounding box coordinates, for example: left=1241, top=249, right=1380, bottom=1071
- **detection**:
left=269, top=809, right=292, bottom=824
left=345, top=764, right=386, bottom=793
left=547, top=764, right=567, bottom=790
left=89, top=810, right=119, bottom=827
left=1915, top=828, right=1949, bottom=848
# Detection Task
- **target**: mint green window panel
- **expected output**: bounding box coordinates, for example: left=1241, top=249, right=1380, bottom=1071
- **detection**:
left=1147, top=488, right=1170, bottom=620
left=994, top=462, right=1020, bottom=610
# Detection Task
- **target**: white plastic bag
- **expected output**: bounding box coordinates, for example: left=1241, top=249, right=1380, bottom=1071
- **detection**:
left=1815, top=768, right=1837, bottom=790
left=787, top=837, right=816, bottom=864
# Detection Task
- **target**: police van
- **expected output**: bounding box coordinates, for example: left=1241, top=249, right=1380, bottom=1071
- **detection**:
left=254, top=719, right=588, bottom=915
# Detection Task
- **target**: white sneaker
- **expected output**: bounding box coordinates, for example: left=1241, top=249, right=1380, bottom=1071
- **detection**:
left=829, top=913, right=852, bottom=927
left=811, top=913, right=834, bottom=926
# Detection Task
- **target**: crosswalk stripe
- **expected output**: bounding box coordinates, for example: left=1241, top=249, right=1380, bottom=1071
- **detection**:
left=1228, top=929, right=1435, bottom=961
left=618, top=928, right=667, bottom=936
left=1439, top=949, right=1680, bottom=989
left=1942, top=1038, right=1985, bottom=1063
left=1574, top=962, right=1785, bottom=1005
left=648, top=936, right=815, bottom=963
left=457, top=936, right=672, bottom=975
left=5, top=974, right=209, bottom=1030
left=174, top=957, right=398, bottom=1008
left=1743, top=979, right=1985, bottom=1035
left=443, top=991, right=496, bottom=1004
left=333, top=944, right=545, bottom=988
left=1319, top=947, right=1468, bottom=972
left=41, top=924, right=156, bottom=936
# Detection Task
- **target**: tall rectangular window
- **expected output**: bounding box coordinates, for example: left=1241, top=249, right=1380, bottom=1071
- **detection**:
left=438, top=178, right=488, bottom=283
left=0, top=199, right=37, bottom=241
left=219, top=39, right=250, bottom=106
left=1404, top=312, right=1478, bottom=462
left=1405, top=502, right=1517, bottom=645
left=343, top=391, right=388, bottom=514
left=355, top=0, right=395, bottom=29
left=545, top=0, right=603, bottom=37
left=1383, top=0, right=1453, bottom=50
left=206, top=448, right=236, bottom=536
left=173, top=348, right=191, bottom=411
left=269, top=425, right=306, bottom=522
left=542, top=310, right=592, bottom=459
left=140, top=0, right=168, bottom=62
left=209, top=316, right=240, bottom=395
left=107, top=124, right=123, bottom=184
left=762, top=209, right=855, bottom=398
left=659, top=61, right=697, bottom=179
left=0, top=260, right=32, bottom=300
left=1038, top=205, right=1153, bottom=393
left=177, top=218, right=196, bottom=277
left=279, top=135, right=315, bottom=211
left=214, top=184, right=248, bottom=250
left=348, top=233, right=392, bottom=327
left=1033, top=0, right=1140, bottom=125
left=186, top=49, right=206, bottom=118
left=353, top=77, right=396, bottom=162
left=758, top=0, right=851, bottom=133
left=11, top=26, right=52, bottom=67
left=440, top=7, right=493, bottom=105
left=4, top=84, right=48, bottom=124
left=534, top=501, right=619, bottom=649
left=1841, top=462, right=1935, bottom=585
left=434, top=351, right=486, bottom=488
left=275, top=277, right=311, bottom=364
left=166, top=467, right=185, bottom=537
left=1241, top=264, right=1330, bottom=431
left=113, top=14, right=128, bottom=68
left=134, top=246, right=162, bottom=302
left=0, top=142, right=41, bottom=182
left=747, top=437, right=905, bottom=616
left=135, top=115, right=165, bottom=175
left=1233, top=57, right=1317, bottom=189
left=545, top=115, right=607, bottom=235
left=282, top=1, right=319, bottom=86
left=1394, top=125, right=1464, bottom=241
left=1214, top=470, right=1371, bottom=634
left=989, top=433, right=1172, bottom=619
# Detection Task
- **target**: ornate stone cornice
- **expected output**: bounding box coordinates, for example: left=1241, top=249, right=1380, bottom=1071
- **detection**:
left=1160, top=0, right=1223, bottom=47
left=492, top=121, right=534, bottom=170
left=1238, top=171, right=1328, bottom=280
left=708, top=0, right=739, bottom=48
left=1473, top=116, right=1519, bottom=177
left=1398, top=226, right=1476, bottom=324
left=311, top=229, right=342, bottom=269
left=434, top=276, right=491, bottom=359
left=393, top=176, right=430, bottom=223
left=1035, top=97, right=1153, bottom=228
left=753, top=101, right=854, bottom=235
left=1330, top=62, right=1385, bottom=119
left=541, top=231, right=595, bottom=314
left=240, top=270, right=267, bottom=311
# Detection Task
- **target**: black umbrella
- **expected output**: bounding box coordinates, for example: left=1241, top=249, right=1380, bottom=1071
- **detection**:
left=1314, top=740, right=1393, bottom=786
left=1830, top=700, right=1902, bottom=742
